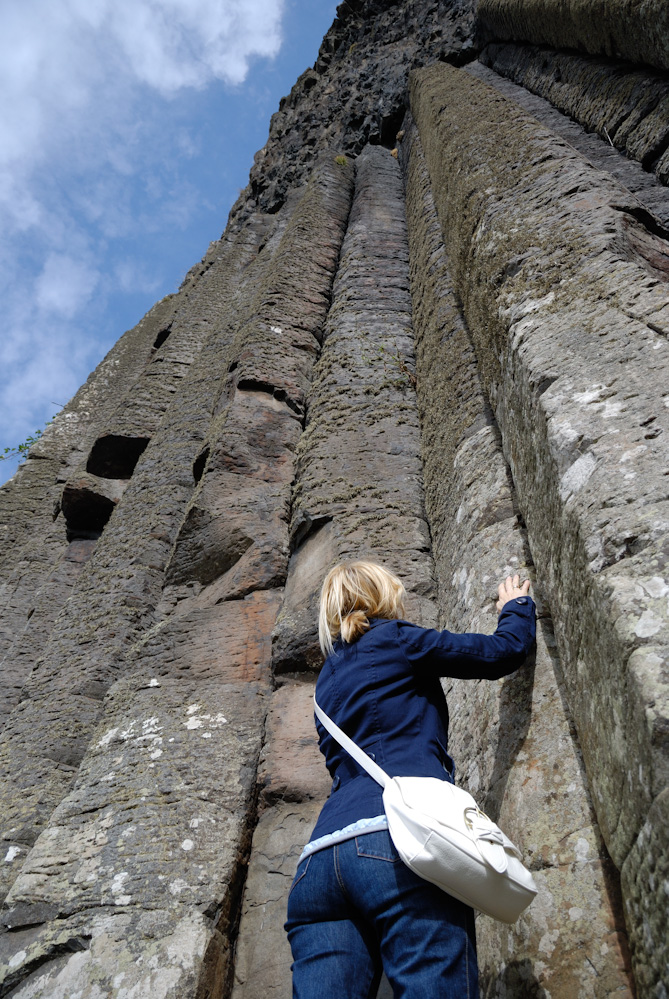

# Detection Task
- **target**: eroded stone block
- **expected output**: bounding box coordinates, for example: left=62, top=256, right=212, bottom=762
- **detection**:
left=257, top=680, right=331, bottom=806
left=1, top=677, right=266, bottom=997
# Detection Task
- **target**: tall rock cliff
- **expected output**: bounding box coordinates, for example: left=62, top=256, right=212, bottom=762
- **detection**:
left=1, top=1, right=668, bottom=996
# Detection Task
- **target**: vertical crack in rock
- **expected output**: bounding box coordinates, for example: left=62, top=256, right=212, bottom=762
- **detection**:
left=401, top=117, right=634, bottom=998
left=410, top=61, right=669, bottom=995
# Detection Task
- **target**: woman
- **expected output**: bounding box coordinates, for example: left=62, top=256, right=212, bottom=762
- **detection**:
left=285, top=560, right=535, bottom=999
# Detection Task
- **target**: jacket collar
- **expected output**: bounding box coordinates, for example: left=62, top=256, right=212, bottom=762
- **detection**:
left=333, top=616, right=394, bottom=650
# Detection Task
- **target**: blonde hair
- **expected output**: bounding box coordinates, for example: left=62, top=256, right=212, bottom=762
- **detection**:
left=318, top=560, right=406, bottom=656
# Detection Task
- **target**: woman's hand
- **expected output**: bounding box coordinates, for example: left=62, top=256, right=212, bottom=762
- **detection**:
left=496, top=574, right=531, bottom=613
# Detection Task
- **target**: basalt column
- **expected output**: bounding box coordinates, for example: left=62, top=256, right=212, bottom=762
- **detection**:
left=410, top=61, right=669, bottom=997
left=231, top=145, right=437, bottom=999
left=0, top=289, right=179, bottom=725
left=401, top=116, right=633, bottom=997
left=0, top=211, right=275, bottom=902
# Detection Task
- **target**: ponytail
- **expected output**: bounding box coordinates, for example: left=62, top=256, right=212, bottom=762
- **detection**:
left=340, top=609, right=370, bottom=644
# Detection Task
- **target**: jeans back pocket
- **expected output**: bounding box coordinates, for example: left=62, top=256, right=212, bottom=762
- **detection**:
left=355, top=830, right=400, bottom=862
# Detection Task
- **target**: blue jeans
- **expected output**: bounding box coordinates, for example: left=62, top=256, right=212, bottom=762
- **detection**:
left=285, top=830, right=478, bottom=998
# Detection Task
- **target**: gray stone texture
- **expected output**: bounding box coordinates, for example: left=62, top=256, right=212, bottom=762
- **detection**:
left=0, top=677, right=265, bottom=999
left=285, top=144, right=436, bottom=618
left=230, top=802, right=322, bottom=999
left=165, top=156, right=354, bottom=595
left=0, top=213, right=276, bottom=900
left=465, top=59, right=669, bottom=228
left=401, top=119, right=633, bottom=997
left=478, top=0, right=669, bottom=74
left=410, top=60, right=669, bottom=995
left=257, top=680, right=332, bottom=807
left=0, top=292, right=179, bottom=710
left=479, top=43, right=669, bottom=186
left=0, top=538, right=96, bottom=729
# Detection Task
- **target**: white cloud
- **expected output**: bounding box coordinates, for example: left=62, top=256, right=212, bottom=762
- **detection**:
left=0, top=1, right=284, bottom=170
left=114, top=259, right=162, bottom=295
left=36, top=253, right=100, bottom=317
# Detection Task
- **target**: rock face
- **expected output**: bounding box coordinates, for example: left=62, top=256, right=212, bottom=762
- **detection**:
left=1, top=1, right=668, bottom=997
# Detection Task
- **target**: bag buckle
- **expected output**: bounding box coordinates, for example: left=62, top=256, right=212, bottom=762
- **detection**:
left=464, top=805, right=491, bottom=830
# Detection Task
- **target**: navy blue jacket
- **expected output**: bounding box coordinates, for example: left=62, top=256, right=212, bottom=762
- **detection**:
left=310, top=597, right=536, bottom=841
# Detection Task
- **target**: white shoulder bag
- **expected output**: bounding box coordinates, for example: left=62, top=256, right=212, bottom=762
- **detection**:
left=314, top=696, right=537, bottom=924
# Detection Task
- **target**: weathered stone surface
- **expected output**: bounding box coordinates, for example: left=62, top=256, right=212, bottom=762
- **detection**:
left=230, top=802, right=321, bottom=999
left=1, top=909, right=215, bottom=999
left=478, top=0, right=669, bottom=74
left=471, top=635, right=634, bottom=997
left=466, top=59, right=669, bottom=227
left=410, top=61, right=669, bottom=992
left=0, top=523, right=69, bottom=671
left=131, top=589, right=280, bottom=687
left=271, top=519, right=337, bottom=673
left=166, top=388, right=301, bottom=589
left=479, top=860, right=631, bottom=998
left=479, top=43, right=669, bottom=187
left=0, top=294, right=183, bottom=698
left=60, top=473, right=127, bottom=540
left=0, top=539, right=97, bottom=730
left=290, top=145, right=436, bottom=612
left=0, top=292, right=179, bottom=570
left=257, top=680, right=332, bottom=807
left=0, top=677, right=265, bottom=998
left=0, top=208, right=280, bottom=899
left=402, top=119, right=633, bottom=996
left=621, top=787, right=669, bottom=998
left=230, top=0, right=476, bottom=227
left=166, top=157, right=354, bottom=596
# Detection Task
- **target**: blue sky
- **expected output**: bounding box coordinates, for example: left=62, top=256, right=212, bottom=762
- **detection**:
left=0, top=0, right=339, bottom=484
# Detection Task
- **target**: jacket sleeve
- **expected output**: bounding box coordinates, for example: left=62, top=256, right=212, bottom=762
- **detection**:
left=398, top=597, right=536, bottom=680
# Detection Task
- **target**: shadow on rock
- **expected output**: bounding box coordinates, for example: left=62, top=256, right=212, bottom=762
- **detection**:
left=482, top=642, right=537, bottom=822
left=481, top=957, right=549, bottom=998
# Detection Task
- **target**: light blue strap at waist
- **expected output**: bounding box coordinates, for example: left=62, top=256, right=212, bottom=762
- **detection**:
left=298, top=815, right=389, bottom=863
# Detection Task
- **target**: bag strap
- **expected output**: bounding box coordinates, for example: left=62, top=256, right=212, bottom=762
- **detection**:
left=313, top=696, right=391, bottom=790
